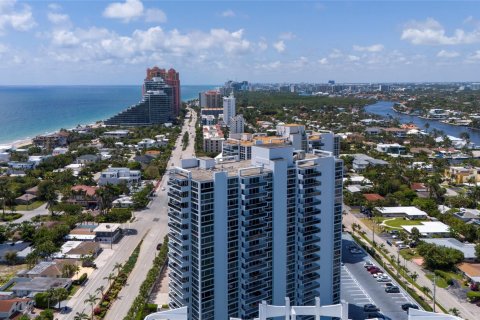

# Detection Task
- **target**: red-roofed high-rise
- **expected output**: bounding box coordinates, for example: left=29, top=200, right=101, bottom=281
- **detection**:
left=145, top=67, right=181, bottom=117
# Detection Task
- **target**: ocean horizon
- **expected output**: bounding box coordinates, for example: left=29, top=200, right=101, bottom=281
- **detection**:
left=0, top=85, right=216, bottom=145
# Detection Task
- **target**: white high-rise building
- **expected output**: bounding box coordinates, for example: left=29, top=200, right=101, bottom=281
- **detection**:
left=229, top=114, right=245, bottom=134
left=167, top=144, right=343, bottom=320
left=223, top=93, right=236, bottom=127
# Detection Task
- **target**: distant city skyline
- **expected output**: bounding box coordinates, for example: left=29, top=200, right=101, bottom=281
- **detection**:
left=1, top=0, right=480, bottom=84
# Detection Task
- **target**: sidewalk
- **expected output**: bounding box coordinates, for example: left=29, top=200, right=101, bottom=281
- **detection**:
left=343, top=206, right=477, bottom=319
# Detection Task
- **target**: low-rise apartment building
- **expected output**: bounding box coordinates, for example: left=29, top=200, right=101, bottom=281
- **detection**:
left=98, top=168, right=141, bottom=186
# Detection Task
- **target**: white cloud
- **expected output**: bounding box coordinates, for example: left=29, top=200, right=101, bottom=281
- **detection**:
left=103, top=0, right=144, bottom=22
left=347, top=55, right=360, bottom=62
left=221, top=9, right=235, bottom=17
left=48, top=3, right=61, bottom=11
left=401, top=18, right=480, bottom=45
left=0, top=43, right=7, bottom=54
left=0, top=0, right=36, bottom=33
left=437, top=50, right=459, bottom=58
left=353, top=44, right=384, bottom=52
left=329, top=49, right=342, bottom=59
left=46, top=25, right=254, bottom=64
left=47, top=12, right=70, bottom=25
left=255, top=60, right=281, bottom=71
left=273, top=40, right=285, bottom=53
left=145, top=8, right=167, bottom=23
left=467, top=50, right=480, bottom=61
left=318, top=57, right=328, bottom=65
left=279, top=32, right=295, bottom=40
left=257, top=40, right=268, bottom=51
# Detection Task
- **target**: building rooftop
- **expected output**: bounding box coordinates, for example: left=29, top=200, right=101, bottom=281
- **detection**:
left=402, top=221, right=450, bottom=234
left=11, top=277, right=71, bottom=292
left=458, top=263, right=480, bottom=282
left=423, top=238, right=476, bottom=259
left=94, top=223, right=121, bottom=233
left=375, top=206, right=428, bottom=217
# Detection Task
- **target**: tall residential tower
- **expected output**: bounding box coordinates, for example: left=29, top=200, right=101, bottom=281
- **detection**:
left=167, top=144, right=343, bottom=320
left=145, top=67, right=181, bottom=117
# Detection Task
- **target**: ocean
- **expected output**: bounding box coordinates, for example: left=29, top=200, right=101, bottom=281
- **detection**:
left=0, top=85, right=216, bottom=144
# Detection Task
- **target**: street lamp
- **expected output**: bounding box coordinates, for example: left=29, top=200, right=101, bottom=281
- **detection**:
left=433, top=274, right=437, bottom=312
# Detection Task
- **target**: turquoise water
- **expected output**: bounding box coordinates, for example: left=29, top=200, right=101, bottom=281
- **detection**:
left=0, top=85, right=215, bottom=144
left=365, top=101, right=480, bottom=145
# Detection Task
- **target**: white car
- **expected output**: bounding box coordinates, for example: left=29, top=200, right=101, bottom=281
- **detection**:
left=372, top=273, right=385, bottom=278
left=377, top=277, right=391, bottom=282
left=363, top=261, right=374, bottom=268
left=161, top=187, right=166, bottom=191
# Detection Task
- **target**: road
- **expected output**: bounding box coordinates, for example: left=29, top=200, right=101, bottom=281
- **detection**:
left=342, top=233, right=416, bottom=320
left=59, top=108, right=197, bottom=320
left=104, top=107, right=197, bottom=320
left=343, top=206, right=477, bottom=320
left=0, top=203, right=50, bottom=225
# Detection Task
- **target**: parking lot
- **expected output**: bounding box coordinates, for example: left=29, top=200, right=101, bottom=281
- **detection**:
left=341, top=233, right=418, bottom=320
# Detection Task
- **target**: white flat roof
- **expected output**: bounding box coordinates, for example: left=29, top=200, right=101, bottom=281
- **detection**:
left=375, top=206, right=428, bottom=217
left=402, top=221, right=450, bottom=234
left=94, top=223, right=121, bottom=233
left=65, top=234, right=96, bottom=241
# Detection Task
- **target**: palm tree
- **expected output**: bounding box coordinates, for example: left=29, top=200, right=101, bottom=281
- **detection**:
left=411, top=272, right=418, bottom=282
left=449, top=308, right=460, bottom=317
left=103, top=272, right=115, bottom=288
left=421, top=286, right=431, bottom=295
left=96, top=285, right=105, bottom=298
left=113, top=262, right=123, bottom=276
left=74, top=310, right=89, bottom=320
left=84, top=294, right=100, bottom=320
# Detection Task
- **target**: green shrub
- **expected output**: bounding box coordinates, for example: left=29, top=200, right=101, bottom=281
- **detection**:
left=147, top=304, right=158, bottom=312
left=467, top=291, right=480, bottom=302
left=73, top=273, right=88, bottom=285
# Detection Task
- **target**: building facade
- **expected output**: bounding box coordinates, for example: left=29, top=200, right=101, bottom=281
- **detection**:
left=105, top=77, right=173, bottom=126
left=145, top=67, right=181, bottom=117
left=167, top=145, right=342, bottom=320
left=223, top=93, right=236, bottom=127
left=229, top=114, right=245, bottom=135
left=199, top=90, right=222, bottom=109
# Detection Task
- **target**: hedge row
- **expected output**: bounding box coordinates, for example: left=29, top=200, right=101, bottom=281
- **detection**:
left=124, top=235, right=169, bottom=320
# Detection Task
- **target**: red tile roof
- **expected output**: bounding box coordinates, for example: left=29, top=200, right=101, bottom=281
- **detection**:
left=71, top=185, right=98, bottom=197
left=0, top=298, right=30, bottom=312
left=363, top=193, right=385, bottom=202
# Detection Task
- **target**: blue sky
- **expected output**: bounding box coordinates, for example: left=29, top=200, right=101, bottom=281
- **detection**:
left=1, top=0, right=480, bottom=84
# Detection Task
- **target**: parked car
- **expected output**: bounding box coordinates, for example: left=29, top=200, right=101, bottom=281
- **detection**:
left=364, top=261, right=374, bottom=268
left=372, top=273, right=385, bottom=278
left=401, top=303, right=419, bottom=311
left=386, top=240, right=392, bottom=246
left=377, top=276, right=391, bottom=282
left=385, top=286, right=400, bottom=293
left=385, top=282, right=394, bottom=287
left=369, top=268, right=382, bottom=274
left=363, top=304, right=380, bottom=312
left=366, top=266, right=379, bottom=271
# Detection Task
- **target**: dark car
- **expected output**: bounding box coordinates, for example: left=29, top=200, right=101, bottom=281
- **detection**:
left=363, top=304, right=380, bottom=312
left=366, top=266, right=379, bottom=271
left=401, top=303, right=419, bottom=311
left=385, top=286, right=400, bottom=293
left=156, top=243, right=162, bottom=250
left=368, top=268, right=382, bottom=274
left=386, top=240, right=392, bottom=246
left=385, top=282, right=394, bottom=287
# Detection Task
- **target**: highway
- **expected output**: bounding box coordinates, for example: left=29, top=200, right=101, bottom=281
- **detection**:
left=104, top=107, right=197, bottom=320
left=60, top=107, right=197, bottom=320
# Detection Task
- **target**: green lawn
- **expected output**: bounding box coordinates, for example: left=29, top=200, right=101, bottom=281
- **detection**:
left=399, top=248, right=417, bottom=261
left=383, top=218, right=425, bottom=229
left=0, top=213, right=22, bottom=222
left=426, top=274, right=449, bottom=288
left=68, top=285, right=81, bottom=298
left=15, top=201, right=44, bottom=211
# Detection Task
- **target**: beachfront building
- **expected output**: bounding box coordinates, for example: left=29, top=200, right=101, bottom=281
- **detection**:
left=145, top=67, right=181, bottom=117
left=199, top=90, right=222, bottom=109
left=98, top=168, right=141, bottom=187
left=105, top=77, right=174, bottom=126
left=167, top=144, right=343, bottom=320
left=33, top=132, right=69, bottom=150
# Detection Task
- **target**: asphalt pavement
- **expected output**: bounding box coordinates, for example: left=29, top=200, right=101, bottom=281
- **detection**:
left=342, top=233, right=417, bottom=320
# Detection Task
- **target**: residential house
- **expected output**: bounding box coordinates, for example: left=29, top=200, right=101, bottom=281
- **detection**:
left=364, top=127, right=383, bottom=135
left=53, top=241, right=101, bottom=259
left=402, top=221, right=450, bottom=237
left=453, top=208, right=480, bottom=223
left=376, top=143, right=407, bottom=155
left=102, top=130, right=129, bottom=139
left=65, top=227, right=97, bottom=242
left=445, top=166, right=480, bottom=184
left=363, top=193, right=385, bottom=203
left=0, top=298, right=33, bottom=319
left=14, top=194, right=36, bottom=205
left=68, top=185, right=99, bottom=209
left=0, top=242, right=32, bottom=264
left=52, top=147, right=68, bottom=156
left=11, top=277, right=71, bottom=297
left=383, top=127, right=407, bottom=138
left=76, top=154, right=100, bottom=165
left=94, top=223, right=122, bottom=243
left=112, top=196, right=134, bottom=208
left=374, top=206, right=428, bottom=219
left=351, top=154, right=389, bottom=172
left=98, top=168, right=141, bottom=187
left=457, top=263, right=480, bottom=284
left=33, top=132, right=69, bottom=150
left=423, top=238, right=476, bottom=261
left=25, top=186, right=38, bottom=196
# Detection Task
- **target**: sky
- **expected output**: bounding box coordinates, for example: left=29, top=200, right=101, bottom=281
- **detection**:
left=0, top=0, right=480, bottom=85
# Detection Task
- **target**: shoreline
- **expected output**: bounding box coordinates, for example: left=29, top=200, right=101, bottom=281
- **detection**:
left=2, top=96, right=201, bottom=149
